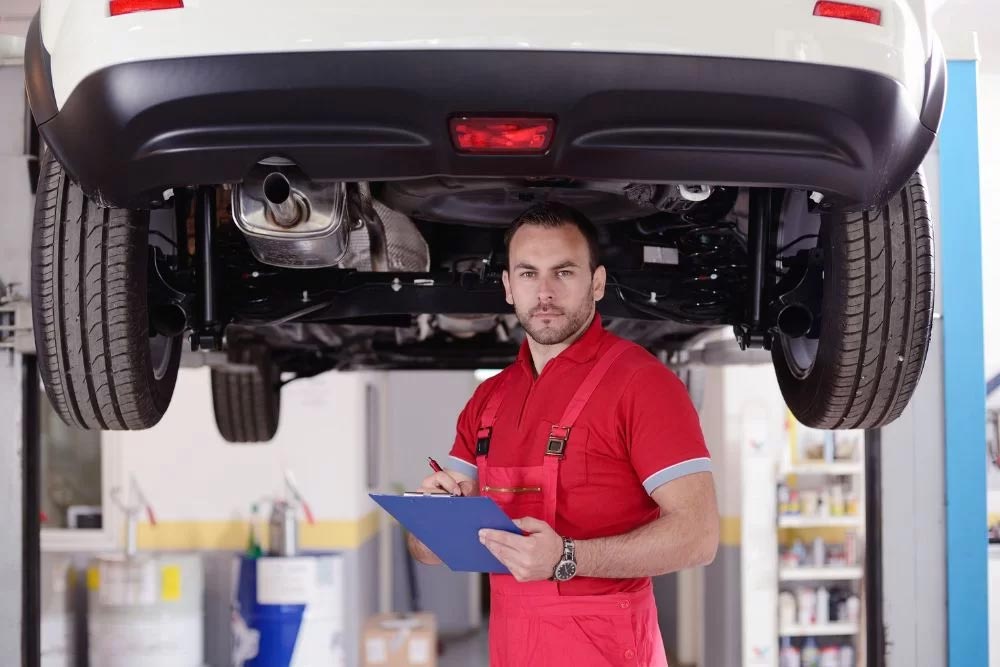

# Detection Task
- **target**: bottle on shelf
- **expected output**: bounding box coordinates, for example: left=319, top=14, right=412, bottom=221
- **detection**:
left=820, top=646, right=840, bottom=667
left=802, top=637, right=820, bottom=667
left=816, top=587, right=830, bottom=624
left=780, top=637, right=801, bottom=667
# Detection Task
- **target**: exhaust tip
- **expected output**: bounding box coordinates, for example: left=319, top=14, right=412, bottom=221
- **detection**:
left=262, top=172, right=302, bottom=227
left=777, top=304, right=813, bottom=339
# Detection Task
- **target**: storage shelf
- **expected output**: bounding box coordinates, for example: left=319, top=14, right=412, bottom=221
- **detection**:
left=779, top=566, right=863, bottom=582
left=780, top=623, right=859, bottom=637
left=778, top=516, right=862, bottom=529
left=784, top=462, right=864, bottom=476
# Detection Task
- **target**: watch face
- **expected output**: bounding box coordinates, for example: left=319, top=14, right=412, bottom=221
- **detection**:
left=556, top=561, right=577, bottom=581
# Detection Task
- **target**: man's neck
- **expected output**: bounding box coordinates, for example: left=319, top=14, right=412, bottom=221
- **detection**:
left=527, top=312, right=595, bottom=377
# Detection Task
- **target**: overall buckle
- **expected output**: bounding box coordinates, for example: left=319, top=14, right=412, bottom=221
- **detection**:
left=476, top=427, right=493, bottom=456
left=546, top=426, right=571, bottom=456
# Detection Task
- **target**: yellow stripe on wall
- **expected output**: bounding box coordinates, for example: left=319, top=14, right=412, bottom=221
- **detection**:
left=720, top=516, right=741, bottom=547
left=717, top=518, right=850, bottom=548
left=777, top=527, right=850, bottom=546
left=137, top=511, right=381, bottom=551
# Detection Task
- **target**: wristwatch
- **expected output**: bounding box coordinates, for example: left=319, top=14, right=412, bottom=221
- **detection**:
left=551, top=537, right=578, bottom=582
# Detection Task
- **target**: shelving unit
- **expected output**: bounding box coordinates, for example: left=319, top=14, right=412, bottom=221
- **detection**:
left=777, top=516, right=863, bottom=529
left=779, top=623, right=859, bottom=638
left=784, top=462, right=864, bottom=476
left=778, top=566, right=863, bottom=582
left=775, top=420, right=867, bottom=666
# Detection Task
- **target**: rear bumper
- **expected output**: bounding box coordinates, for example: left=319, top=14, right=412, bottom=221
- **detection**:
left=26, top=16, right=945, bottom=211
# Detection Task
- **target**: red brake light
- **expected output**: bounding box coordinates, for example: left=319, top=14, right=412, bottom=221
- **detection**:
left=813, top=1, right=882, bottom=25
left=109, top=0, right=183, bottom=16
left=450, top=117, right=555, bottom=154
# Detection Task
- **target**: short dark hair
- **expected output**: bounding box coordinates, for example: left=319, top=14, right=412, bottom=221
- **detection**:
left=504, top=202, right=601, bottom=272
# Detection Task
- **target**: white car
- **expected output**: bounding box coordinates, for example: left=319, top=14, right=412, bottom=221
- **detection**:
left=23, top=0, right=944, bottom=441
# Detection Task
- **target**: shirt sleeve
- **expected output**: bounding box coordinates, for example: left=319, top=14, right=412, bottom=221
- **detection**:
left=619, top=364, right=712, bottom=495
left=447, top=382, right=489, bottom=481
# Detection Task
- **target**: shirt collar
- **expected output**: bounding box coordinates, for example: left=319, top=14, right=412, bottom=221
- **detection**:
left=516, top=312, right=606, bottom=371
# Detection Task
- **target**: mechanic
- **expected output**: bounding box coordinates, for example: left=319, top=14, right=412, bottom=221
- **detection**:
left=408, top=202, right=719, bottom=666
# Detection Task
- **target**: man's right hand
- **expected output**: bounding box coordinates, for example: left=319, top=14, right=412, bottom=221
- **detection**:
left=407, top=468, right=477, bottom=565
left=416, top=470, right=477, bottom=497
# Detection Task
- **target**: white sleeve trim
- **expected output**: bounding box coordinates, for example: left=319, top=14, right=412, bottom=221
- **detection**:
left=642, top=457, right=713, bottom=495
left=448, top=455, right=479, bottom=481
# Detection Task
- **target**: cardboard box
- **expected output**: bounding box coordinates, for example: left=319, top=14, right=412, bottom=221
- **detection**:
left=362, top=612, right=437, bottom=667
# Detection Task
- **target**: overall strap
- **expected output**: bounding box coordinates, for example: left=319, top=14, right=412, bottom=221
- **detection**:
left=545, top=339, right=634, bottom=456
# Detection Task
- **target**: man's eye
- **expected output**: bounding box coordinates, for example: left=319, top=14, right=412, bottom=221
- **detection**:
left=521, top=271, right=535, bottom=278
left=558, top=270, right=573, bottom=278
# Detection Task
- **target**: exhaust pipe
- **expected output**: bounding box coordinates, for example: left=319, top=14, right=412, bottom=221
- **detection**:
left=777, top=303, right=813, bottom=339
left=263, top=172, right=303, bottom=228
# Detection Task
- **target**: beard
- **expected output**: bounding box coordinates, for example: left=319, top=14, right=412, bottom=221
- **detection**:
left=515, top=297, right=594, bottom=346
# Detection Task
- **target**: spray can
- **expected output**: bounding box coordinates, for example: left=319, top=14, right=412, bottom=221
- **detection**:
left=268, top=500, right=299, bottom=557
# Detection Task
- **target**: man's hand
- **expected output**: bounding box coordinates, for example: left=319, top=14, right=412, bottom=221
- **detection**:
left=417, top=470, right=477, bottom=497
left=479, top=517, right=563, bottom=582
left=407, top=467, right=477, bottom=565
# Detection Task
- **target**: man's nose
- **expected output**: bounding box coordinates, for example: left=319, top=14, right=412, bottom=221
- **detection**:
left=537, top=276, right=556, bottom=301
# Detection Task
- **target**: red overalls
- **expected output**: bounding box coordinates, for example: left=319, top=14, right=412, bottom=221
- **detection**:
left=475, top=339, right=669, bottom=667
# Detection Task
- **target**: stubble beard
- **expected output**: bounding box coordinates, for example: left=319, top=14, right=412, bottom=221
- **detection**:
left=516, top=295, right=594, bottom=346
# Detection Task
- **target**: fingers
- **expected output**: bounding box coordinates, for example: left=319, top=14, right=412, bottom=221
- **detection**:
left=479, top=539, right=526, bottom=580
left=512, top=517, right=549, bottom=534
left=418, top=471, right=464, bottom=495
left=479, top=529, right=524, bottom=549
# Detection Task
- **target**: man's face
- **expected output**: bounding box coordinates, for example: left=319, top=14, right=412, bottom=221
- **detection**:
left=502, top=223, right=607, bottom=346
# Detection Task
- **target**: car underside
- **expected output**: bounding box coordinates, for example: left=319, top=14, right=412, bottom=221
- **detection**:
left=22, top=5, right=944, bottom=439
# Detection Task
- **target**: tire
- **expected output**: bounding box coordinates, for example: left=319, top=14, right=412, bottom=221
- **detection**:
left=31, top=150, right=181, bottom=430
left=211, top=350, right=281, bottom=443
left=772, top=172, right=934, bottom=429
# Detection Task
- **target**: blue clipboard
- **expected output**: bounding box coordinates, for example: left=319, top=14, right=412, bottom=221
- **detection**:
left=369, top=493, right=521, bottom=573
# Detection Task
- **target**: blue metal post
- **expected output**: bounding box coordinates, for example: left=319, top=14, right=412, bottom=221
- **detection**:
left=939, top=57, right=988, bottom=667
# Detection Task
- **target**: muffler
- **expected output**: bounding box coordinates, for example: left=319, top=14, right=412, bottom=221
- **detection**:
left=232, top=163, right=349, bottom=268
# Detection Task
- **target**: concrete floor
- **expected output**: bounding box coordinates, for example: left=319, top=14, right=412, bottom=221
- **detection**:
left=439, top=625, right=489, bottom=667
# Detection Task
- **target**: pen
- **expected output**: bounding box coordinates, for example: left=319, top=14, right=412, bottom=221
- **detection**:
left=428, top=457, right=462, bottom=496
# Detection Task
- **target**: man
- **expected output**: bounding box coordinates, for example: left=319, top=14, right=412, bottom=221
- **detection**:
left=408, top=202, right=719, bottom=666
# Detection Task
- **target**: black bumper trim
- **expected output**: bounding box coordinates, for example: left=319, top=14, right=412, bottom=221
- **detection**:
left=25, top=17, right=942, bottom=211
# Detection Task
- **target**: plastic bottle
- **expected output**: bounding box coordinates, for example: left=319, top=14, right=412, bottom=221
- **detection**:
left=816, top=587, right=830, bottom=624
left=792, top=539, right=808, bottom=565
left=820, top=647, right=840, bottom=667
left=802, top=637, right=820, bottom=667
left=830, top=484, right=845, bottom=516
left=780, top=637, right=801, bottom=667
left=839, top=644, right=855, bottom=667
left=813, top=537, right=827, bottom=567
left=797, top=587, right=817, bottom=626
left=779, top=591, right=798, bottom=628
left=779, top=483, right=791, bottom=516
left=846, top=595, right=861, bottom=624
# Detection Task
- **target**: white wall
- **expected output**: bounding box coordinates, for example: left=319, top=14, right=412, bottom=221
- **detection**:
left=113, top=367, right=377, bottom=526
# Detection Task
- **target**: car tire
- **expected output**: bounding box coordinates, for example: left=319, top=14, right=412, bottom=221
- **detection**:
left=31, top=150, right=181, bottom=430
left=772, top=172, right=934, bottom=429
left=211, top=350, right=281, bottom=443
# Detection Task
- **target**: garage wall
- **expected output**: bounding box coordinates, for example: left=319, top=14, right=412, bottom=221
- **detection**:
left=382, top=370, right=483, bottom=634
left=979, top=73, right=1000, bottom=511
left=0, top=62, right=32, bottom=292
left=113, top=367, right=379, bottom=543
left=111, top=367, right=383, bottom=667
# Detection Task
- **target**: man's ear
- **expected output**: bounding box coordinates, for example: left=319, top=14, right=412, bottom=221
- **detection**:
left=502, top=270, right=514, bottom=306
left=593, top=265, right=607, bottom=302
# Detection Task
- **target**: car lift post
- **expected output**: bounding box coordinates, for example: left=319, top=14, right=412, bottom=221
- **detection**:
left=0, top=287, right=40, bottom=667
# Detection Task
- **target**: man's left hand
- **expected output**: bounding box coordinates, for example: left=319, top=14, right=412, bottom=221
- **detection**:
left=479, top=517, right=563, bottom=582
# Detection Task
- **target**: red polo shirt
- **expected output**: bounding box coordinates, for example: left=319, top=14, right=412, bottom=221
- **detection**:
left=448, top=313, right=712, bottom=595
